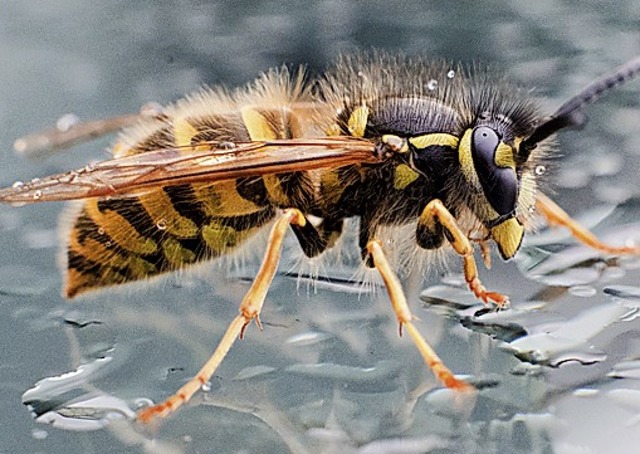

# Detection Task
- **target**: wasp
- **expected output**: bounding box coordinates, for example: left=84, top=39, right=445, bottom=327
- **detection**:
left=1, top=53, right=639, bottom=423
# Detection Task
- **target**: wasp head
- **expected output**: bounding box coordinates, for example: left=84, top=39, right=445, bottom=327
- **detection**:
left=457, top=108, right=540, bottom=260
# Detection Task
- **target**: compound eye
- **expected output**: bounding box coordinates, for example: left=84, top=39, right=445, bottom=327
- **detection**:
left=472, top=126, right=500, bottom=162
left=471, top=126, right=518, bottom=217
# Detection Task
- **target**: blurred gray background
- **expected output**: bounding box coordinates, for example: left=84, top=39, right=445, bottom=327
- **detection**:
left=0, top=1, right=639, bottom=453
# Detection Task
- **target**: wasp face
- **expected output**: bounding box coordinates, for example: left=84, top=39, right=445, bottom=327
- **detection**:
left=457, top=111, right=534, bottom=260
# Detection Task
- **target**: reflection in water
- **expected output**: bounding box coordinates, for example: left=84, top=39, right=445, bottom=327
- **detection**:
left=22, top=357, right=136, bottom=431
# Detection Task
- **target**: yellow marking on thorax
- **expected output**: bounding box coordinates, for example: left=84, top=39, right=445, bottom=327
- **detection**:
left=494, top=142, right=516, bottom=169
left=409, top=133, right=459, bottom=150
left=394, top=163, right=419, bottom=190
left=347, top=104, right=369, bottom=138
left=84, top=200, right=158, bottom=254
left=137, top=191, right=199, bottom=238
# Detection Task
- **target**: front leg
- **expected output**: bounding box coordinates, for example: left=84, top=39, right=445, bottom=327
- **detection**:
left=417, top=199, right=508, bottom=305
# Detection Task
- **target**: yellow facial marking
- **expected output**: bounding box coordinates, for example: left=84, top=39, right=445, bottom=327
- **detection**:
left=409, top=133, right=459, bottom=150
left=457, top=129, right=477, bottom=185
left=85, top=200, right=158, bottom=255
left=490, top=217, right=524, bottom=260
left=241, top=107, right=278, bottom=140
left=347, top=104, right=369, bottom=138
left=494, top=142, right=516, bottom=169
left=394, top=163, right=419, bottom=190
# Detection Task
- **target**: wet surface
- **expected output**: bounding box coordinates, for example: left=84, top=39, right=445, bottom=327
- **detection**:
left=1, top=1, right=640, bottom=453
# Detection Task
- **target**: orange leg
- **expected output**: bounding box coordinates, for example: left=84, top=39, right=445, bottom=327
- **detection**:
left=367, top=240, right=474, bottom=391
left=535, top=192, right=640, bottom=254
left=420, top=199, right=508, bottom=305
left=137, top=208, right=306, bottom=423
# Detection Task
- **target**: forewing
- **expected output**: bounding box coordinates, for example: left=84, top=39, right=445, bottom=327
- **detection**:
left=0, top=138, right=377, bottom=204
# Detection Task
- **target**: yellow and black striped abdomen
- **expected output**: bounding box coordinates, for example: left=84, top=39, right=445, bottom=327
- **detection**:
left=64, top=179, right=276, bottom=297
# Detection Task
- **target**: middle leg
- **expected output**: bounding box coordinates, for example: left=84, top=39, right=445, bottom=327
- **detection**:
left=367, top=240, right=474, bottom=391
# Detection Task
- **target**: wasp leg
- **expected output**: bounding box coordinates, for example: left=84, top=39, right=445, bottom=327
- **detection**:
left=367, top=240, right=474, bottom=391
left=137, top=208, right=306, bottom=423
left=535, top=192, right=640, bottom=254
left=418, top=199, right=508, bottom=305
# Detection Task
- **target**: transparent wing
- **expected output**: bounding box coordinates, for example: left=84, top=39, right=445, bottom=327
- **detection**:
left=0, top=138, right=378, bottom=204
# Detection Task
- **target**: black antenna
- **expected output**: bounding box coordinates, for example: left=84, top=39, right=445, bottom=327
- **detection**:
left=521, top=56, right=640, bottom=159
